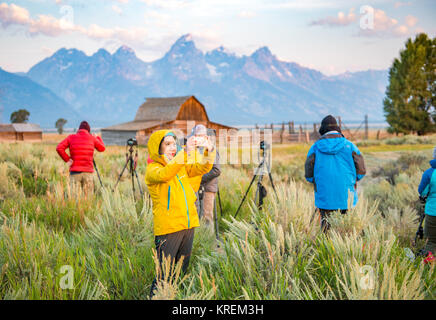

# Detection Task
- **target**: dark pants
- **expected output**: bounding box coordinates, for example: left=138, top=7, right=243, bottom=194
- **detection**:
left=319, top=209, right=348, bottom=233
left=149, top=228, right=195, bottom=299
left=424, top=214, right=436, bottom=254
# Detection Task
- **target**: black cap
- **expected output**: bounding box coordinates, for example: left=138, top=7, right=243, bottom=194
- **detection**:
left=319, top=115, right=341, bottom=136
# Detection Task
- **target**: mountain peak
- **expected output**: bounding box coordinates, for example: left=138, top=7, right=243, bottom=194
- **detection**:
left=114, top=45, right=136, bottom=57
left=251, top=46, right=276, bottom=64
left=179, top=33, right=194, bottom=43
left=171, top=34, right=196, bottom=49
left=163, top=33, right=202, bottom=62
left=211, top=46, right=235, bottom=56
left=53, top=48, right=87, bottom=59
left=93, top=48, right=111, bottom=58
left=252, top=46, right=273, bottom=57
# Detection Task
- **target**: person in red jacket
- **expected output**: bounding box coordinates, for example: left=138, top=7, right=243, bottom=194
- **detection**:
left=56, top=121, right=105, bottom=196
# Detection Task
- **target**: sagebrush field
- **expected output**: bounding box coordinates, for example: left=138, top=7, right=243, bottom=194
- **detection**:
left=0, top=134, right=435, bottom=299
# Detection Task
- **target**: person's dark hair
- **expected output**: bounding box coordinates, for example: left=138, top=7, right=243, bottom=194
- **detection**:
left=319, top=115, right=341, bottom=136
left=159, top=134, right=176, bottom=155
left=79, top=121, right=91, bottom=133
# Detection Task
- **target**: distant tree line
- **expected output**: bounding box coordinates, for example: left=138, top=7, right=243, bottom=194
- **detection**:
left=10, top=109, right=68, bottom=134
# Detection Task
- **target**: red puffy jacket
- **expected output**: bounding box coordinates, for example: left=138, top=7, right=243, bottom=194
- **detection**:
left=56, top=129, right=106, bottom=172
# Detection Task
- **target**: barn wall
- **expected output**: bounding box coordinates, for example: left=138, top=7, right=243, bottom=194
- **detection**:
left=23, top=132, right=42, bottom=141
left=101, top=130, right=138, bottom=146
left=177, top=97, right=208, bottom=121
left=0, top=132, right=16, bottom=141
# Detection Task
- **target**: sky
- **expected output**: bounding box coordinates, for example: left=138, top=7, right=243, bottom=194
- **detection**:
left=0, top=0, right=435, bottom=75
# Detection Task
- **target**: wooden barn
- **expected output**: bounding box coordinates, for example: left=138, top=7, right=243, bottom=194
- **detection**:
left=101, top=95, right=235, bottom=146
left=0, top=123, right=43, bottom=142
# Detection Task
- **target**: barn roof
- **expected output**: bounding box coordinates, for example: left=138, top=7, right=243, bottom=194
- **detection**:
left=134, top=96, right=193, bottom=122
left=102, top=95, right=233, bottom=133
left=0, top=124, right=13, bottom=132
left=101, top=120, right=170, bottom=132
left=0, top=123, right=42, bottom=132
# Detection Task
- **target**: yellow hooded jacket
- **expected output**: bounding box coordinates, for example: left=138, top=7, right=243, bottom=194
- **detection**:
left=145, top=130, right=216, bottom=236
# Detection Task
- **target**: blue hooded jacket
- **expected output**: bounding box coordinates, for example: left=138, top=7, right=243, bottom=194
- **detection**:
left=418, top=160, right=436, bottom=216
left=305, top=132, right=366, bottom=210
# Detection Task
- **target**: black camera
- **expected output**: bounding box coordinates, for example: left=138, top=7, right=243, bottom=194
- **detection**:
left=127, top=138, right=138, bottom=147
left=260, top=140, right=270, bottom=151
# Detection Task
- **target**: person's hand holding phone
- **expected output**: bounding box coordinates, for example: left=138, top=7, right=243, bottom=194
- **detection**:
left=198, top=136, right=214, bottom=152
left=186, top=136, right=196, bottom=153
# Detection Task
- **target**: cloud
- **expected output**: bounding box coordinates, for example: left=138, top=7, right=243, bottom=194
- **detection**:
left=394, top=1, right=412, bottom=9
left=310, top=8, right=357, bottom=27
left=143, top=10, right=176, bottom=29
left=0, top=3, right=30, bottom=27
left=238, top=10, right=256, bottom=18
left=111, top=4, right=122, bottom=15
left=0, top=2, right=148, bottom=43
left=140, top=0, right=190, bottom=10
left=357, top=8, right=414, bottom=38
left=309, top=6, right=419, bottom=38
left=405, top=15, right=418, bottom=27
left=267, top=0, right=340, bottom=10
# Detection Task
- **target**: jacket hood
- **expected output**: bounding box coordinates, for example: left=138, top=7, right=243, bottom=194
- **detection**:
left=316, top=134, right=346, bottom=155
left=430, top=159, right=436, bottom=169
left=147, top=129, right=176, bottom=165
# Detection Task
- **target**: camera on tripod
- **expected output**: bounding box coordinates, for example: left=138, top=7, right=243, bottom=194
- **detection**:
left=260, top=140, right=270, bottom=151
left=127, top=138, right=138, bottom=147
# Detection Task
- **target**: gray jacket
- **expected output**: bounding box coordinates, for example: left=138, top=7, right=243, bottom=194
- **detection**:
left=200, top=151, right=221, bottom=193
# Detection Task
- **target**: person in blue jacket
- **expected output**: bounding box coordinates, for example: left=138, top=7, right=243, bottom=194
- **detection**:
left=417, top=147, right=436, bottom=257
left=305, top=115, right=366, bottom=232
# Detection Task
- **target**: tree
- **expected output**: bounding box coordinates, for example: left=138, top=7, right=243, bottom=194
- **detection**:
left=10, top=109, right=30, bottom=123
left=384, top=33, right=436, bottom=135
left=55, top=118, right=68, bottom=134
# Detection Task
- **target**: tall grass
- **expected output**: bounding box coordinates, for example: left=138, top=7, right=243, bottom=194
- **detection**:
left=0, top=142, right=434, bottom=300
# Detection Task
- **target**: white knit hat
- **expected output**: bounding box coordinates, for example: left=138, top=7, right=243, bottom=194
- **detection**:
left=190, top=124, right=207, bottom=136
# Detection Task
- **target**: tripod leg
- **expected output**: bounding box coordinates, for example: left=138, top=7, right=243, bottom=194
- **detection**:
left=93, top=159, right=104, bottom=189
left=255, top=175, right=265, bottom=210
left=134, top=169, right=144, bottom=198
left=214, top=196, right=219, bottom=240
left=217, top=187, right=223, bottom=217
left=129, top=159, right=137, bottom=201
left=113, top=160, right=129, bottom=192
left=268, top=172, right=278, bottom=198
left=234, top=161, right=264, bottom=218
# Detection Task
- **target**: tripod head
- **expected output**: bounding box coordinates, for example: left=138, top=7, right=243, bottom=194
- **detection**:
left=126, top=138, right=138, bottom=154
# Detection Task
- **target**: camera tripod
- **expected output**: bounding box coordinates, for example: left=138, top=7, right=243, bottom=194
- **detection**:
left=93, top=159, right=104, bottom=189
left=113, top=144, right=144, bottom=199
left=234, top=142, right=278, bottom=218
left=413, top=196, right=427, bottom=248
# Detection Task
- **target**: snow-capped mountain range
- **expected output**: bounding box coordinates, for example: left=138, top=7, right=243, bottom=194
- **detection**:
left=0, top=34, right=388, bottom=128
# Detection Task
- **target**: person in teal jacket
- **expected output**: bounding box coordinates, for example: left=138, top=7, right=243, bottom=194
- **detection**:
left=418, top=147, right=436, bottom=258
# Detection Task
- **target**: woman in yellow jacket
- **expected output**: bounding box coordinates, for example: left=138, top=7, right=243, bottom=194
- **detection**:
left=145, top=129, right=215, bottom=298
